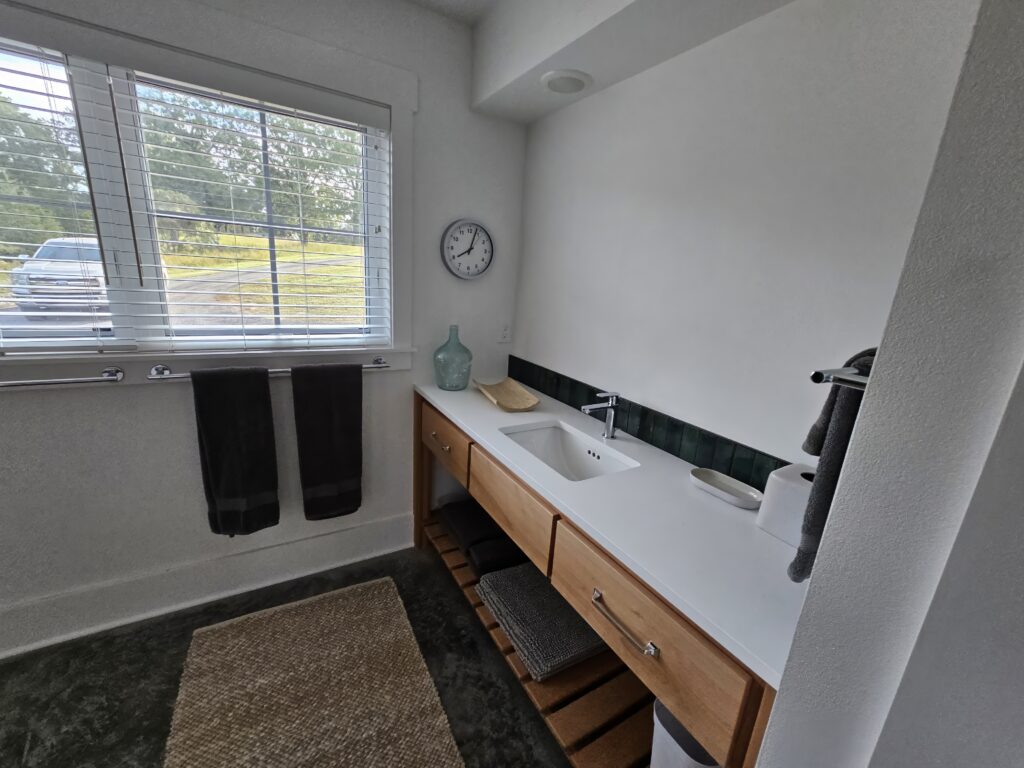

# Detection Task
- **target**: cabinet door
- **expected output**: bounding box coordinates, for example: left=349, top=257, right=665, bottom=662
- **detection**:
left=551, top=521, right=754, bottom=765
left=468, top=445, right=557, bottom=573
left=421, top=402, right=472, bottom=487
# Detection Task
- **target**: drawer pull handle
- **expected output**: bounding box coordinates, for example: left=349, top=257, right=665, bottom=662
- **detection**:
left=592, top=588, right=660, bottom=659
left=430, top=430, right=452, bottom=453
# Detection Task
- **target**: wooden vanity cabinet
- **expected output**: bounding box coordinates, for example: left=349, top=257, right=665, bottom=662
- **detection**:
left=413, top=393, right=774, bottom=767
left=467, top=444, right=558, bottom=574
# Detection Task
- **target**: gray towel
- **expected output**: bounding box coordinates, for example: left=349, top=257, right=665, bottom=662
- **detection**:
left=477, top=564, right=606, bottom=681
left=790, top=349, right=876, bottom=582
left=802, top=348, right=877, bottom=455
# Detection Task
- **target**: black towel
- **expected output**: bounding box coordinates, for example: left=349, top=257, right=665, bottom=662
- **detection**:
left=191, top=367, right=279, bottom=536
left=291, top=364, right=362, bottom=520
left=789, top=349, right=876, bottom=582
left=467, top=537, right=528, bottom=576
left=438, top=499, right=503, bottom=552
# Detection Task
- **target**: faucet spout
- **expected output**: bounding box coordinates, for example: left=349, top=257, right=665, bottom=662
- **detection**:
left=581, top=392, right=620, bottom=439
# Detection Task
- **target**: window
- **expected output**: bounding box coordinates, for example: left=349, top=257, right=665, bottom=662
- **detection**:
left=0, top=38, right=391, bottom=355
left=0, top=45, right=107, bottom=343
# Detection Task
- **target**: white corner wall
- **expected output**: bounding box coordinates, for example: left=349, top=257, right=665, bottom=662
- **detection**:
left=763, top=0, right=1024, bottom=764
left=512, top=0, right=979, bottom=463
left=871, top=366, right=1024, bottom=768
left=0, top=0, right=525, bottom=656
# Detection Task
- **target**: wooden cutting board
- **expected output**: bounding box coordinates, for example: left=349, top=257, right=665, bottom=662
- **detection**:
left=474, top=377, right=540, bottom=412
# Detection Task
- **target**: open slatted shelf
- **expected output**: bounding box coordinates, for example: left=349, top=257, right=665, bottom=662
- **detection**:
left=424, top=519, right=655, bottom=768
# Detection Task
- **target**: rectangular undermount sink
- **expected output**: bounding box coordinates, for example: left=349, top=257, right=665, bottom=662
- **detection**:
left=500, top=420, right=640, bottom=482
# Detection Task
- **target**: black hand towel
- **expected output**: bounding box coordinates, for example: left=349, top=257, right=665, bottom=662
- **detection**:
left=467, top=537, right=528, bottom=576
left=191, top=367, right=280, bottom=536
left=789, top=350, right=876, bottom=582
left=438, top=499, right=504, bottom=552
left=291, top=364, right=362, bottom=520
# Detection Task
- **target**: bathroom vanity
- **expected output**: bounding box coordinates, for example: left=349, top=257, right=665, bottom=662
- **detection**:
left=414, top=384, right=807, bottom=768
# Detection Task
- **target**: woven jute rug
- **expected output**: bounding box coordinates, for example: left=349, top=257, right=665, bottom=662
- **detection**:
left=163, top=578, right=464, bottom=768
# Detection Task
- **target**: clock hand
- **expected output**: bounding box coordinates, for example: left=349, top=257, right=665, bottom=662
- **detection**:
left=451, top=227, right=480, bottom=259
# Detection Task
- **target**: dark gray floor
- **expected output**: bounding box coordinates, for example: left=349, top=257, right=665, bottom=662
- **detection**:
left=0, top=548, right=570, bottom=768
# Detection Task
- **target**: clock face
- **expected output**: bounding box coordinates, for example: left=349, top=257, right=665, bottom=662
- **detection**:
left=441, top=220, right=493, bottom=279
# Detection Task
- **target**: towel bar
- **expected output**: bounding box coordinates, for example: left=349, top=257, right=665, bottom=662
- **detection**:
left=810, top=367, right=868, bottom=391
left=148, top=356, right=390, bottom=381
left=0, top=367, right=124, bottom=389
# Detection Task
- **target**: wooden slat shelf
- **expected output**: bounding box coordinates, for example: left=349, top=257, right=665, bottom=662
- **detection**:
left=433, top=534, right=459, bottom=554
left=570, top=704, right=655, bottom=768
left=524, top=652, right=625, bottom=714
left=452, top=565, right=478, bottom=588
left=476, top=604, right=498, bottom=629
left=547, top=670, right=652, bottom=751
left=429, top=516, right=654, bottom=768
left=491, top=626, right=514, bottom=654
left=463, top=585, right=483, bottom=608
left=507, top=651, right=531, bottom=682
left=442, top=548, right=469, bottom=570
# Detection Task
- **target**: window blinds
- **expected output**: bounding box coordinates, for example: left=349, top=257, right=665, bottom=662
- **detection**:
left=0, top=42, right=109, bottom=348
left=0, top=37, right=392, bottom=355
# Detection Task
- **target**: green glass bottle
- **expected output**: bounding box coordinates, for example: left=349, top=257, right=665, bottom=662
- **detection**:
left=433, top=324, right=472, bottom=391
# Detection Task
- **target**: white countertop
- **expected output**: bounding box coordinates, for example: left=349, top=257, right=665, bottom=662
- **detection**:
left=417, top=383, right=807, bottom=688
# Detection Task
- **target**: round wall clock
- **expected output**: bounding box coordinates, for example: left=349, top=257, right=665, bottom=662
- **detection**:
left=440, top=219, right=493, bottom=279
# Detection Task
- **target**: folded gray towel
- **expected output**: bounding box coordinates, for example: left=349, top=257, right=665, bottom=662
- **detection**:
left=477, top=564, right=606, bottom=681
left=790, top=349, right=876, bottom=582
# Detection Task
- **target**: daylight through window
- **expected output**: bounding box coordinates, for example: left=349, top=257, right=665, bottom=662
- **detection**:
left=0, top=38, right=392, bottom=354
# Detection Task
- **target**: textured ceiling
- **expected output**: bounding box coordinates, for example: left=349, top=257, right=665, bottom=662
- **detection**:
left=406, top=0, right=496, bottom=24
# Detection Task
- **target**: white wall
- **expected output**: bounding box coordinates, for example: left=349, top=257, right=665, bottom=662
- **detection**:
left=512, top=0, right=978, bottom=462
left=872, top=368, right=1024, bottom=768
left=0, top=0, right=525, bottom=656
left=763, top=0, right=1024, bottom=763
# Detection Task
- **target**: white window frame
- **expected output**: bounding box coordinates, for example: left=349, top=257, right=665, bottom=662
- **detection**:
left=111, top=70, right=392, bottom=352
left=0, top=12, right=415, bottom=374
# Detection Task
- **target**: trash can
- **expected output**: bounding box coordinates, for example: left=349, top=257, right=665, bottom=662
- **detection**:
left=651, top=699, right=718, bottom=768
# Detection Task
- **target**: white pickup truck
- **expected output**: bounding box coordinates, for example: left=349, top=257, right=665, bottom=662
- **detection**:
left=9, top=237, right=107, bottom=317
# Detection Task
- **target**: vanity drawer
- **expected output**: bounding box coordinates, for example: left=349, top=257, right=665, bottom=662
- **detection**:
left=550, top=521, right=754, bottom=765
left=421, top=403, right=472, bottom=487
left=468, top=445, right=558, bottom=572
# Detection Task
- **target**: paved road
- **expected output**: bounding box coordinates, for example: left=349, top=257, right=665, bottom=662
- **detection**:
left=0, top=310, right=111, bottom=332
left=0, top=256, right=356, bottom=333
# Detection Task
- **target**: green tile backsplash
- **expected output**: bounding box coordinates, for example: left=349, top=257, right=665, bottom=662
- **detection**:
left=507, top=355, right=788, bottom=492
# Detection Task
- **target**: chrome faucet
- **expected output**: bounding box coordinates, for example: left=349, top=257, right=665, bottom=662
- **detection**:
left=581, top=392, right=619, bottom=439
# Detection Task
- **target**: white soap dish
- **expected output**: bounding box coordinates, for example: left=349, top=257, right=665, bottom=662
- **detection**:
left=690, top=468, right=763, bottom=510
